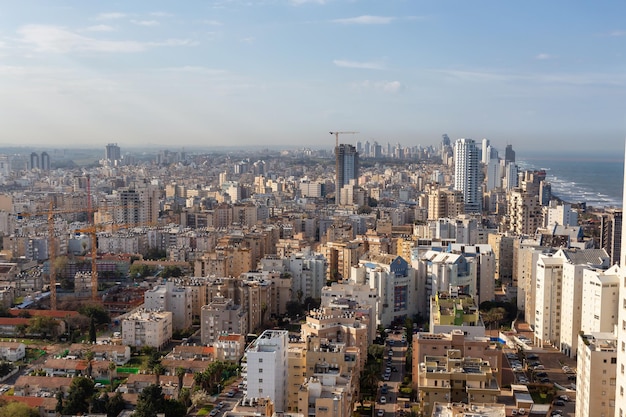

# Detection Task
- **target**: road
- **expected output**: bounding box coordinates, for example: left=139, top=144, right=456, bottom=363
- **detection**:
left=376, top=331, right=409, bottom=416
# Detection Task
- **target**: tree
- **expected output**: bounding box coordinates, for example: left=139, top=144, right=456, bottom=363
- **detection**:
left=62, top=376, right=95, bottom=415
left=176, top=367, right=185, bottom=399
left=55, top=390, right=64, bottom=415
left=134, top=384, right=165, bottom=417
left=162, top=266, right=182, bottom=278
left=27, top=316, right=60, bottom=339
left=79, top=304, right=111, bottom=325
left=106, top=392, right=126, bottom=417
left=89, top=317, right=97, bottom=343
left=85, top=350, right=95, bottom=378
left=0, top=402, right=39, bottom=417
left=153, top=363, right=165, bottom=386
left=108, top=362, right=117, bottom=390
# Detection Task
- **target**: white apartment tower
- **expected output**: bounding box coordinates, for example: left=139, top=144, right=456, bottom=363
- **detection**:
left=616, top=142, right=626, bottom=417
left=581, top=265, right=620, bottom=335
left=454, top=138, right=481, bottom=213
left=577, top=333, right=617, bottom=417
left=144, top=280, right=192, bottom=332
left=243, top=329, right=288, bottom=412
left=534, top=254, right=563, bottom=348
left=481, top=138, right=490, bottom=164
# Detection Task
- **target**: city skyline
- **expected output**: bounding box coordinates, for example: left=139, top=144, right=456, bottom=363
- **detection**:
left=0, top=1, right=624, bottom=152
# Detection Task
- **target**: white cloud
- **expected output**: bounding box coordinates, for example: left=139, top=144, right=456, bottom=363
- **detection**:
left=535, top=53, right=552, bottom=60
left=352, top=80, right=404, bottom=93
left=240, top=37, right=255, bottom=43
left=333, top=59, right=385, bottom=70
left=201, top=19, right=223, bottom=26
left=150, top=12, right=174, bottom=17
left=131, top=20, right=160, bottom=27
left=96, top=12, right=126, bottom=20
left=609, top=30, right=626, bottom=37
left=290, top=0, right=327, bottom=5
left=17, top=25, right=192, bottom=53
left=333, top=15, right=394, bottom=25
left=84, top=24, right=115, bottom=32
left=437, top=69, right=626, bottom=87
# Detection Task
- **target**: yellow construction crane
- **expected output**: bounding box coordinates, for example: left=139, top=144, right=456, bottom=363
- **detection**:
left=73, top=220, right=147, bottom=304
left=17, top=202, right=96, bottom=310
left=329, top=131, right=358, bottom=148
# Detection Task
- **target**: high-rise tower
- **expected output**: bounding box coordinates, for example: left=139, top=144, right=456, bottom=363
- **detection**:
left=30, top=152, right=39, bottom=170
left=335, top=144, right=359, bottom=194
left=454, top=138, right=481, bottom=213
left=40, top=152, right=50, bottom=171
left=615, top=142, right=626, bottom=417
left=105, top=143, right=121, bottom=165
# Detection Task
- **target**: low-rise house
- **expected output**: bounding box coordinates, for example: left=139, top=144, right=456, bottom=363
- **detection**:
left=41, top=357, right=87, bottom=377
left=168, top=344, right=213, bottom=361
left=14, top=375, right=74, bottom=397
left=0, top=341, right=25, bottom=361
left=3, top=396, right=58, bottom=417
left=215, top=334, right=246, bottom=362
left=160, top=357, right=212, bottom=375
left=118, top=373, right=194, bottom=398
left=69, top=343, right=132, bottom=365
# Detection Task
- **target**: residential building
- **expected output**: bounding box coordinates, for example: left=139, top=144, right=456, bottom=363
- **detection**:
left=581, top=265, right=620, bottom=335
left=454, top=138, right=481, bottom=213
left=0, top=341, right=25, bottom=362
left=201, top=297, right=247, bottom=345
left=576, top=333, right=616, bottom=417
left=412, top=330, right=502, bottom=392
left=417, top=349, right=500, bottom=417
left=429, top=294, right=485, bottom=338
left=144, top=280, right=192, bottom=332
left=121, top=309, right=173, bottom=349
left=335, top=144, right=359, bottom=193
left=243, top=330, right=289, bottom=412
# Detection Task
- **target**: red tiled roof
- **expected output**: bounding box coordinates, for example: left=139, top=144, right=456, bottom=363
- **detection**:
left=217, top=334, right=244, bottom=342
left=0, top=318, right=30, bottom=326
left=9, top=309, right=79, bottom=319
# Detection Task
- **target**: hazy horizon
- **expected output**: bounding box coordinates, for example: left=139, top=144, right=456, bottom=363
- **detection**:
left=0, top=1, right=624, bottom=154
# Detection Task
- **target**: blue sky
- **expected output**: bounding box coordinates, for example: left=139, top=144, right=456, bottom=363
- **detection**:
left=0, top=0, right=625, bottom=153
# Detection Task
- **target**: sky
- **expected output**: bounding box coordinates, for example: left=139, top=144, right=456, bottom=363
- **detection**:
left=0, top=0, right=625, bottom=154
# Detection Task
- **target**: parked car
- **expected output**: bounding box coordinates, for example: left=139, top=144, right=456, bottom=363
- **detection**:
left=379, top=396, right=387, bottom=404
left=554, top=400, right=565, bottom=407
left=377, top=410, right=385, bottom=417
left=558, top=395, right=570, bottom=401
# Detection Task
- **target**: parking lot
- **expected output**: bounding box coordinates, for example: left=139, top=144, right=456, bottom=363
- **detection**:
left=503, top=345, right=576, bottom=417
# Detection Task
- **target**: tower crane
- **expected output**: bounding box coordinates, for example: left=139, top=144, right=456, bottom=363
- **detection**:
left=329, top=131, right=359, bottom=148
left=17, top=202, right=96, bottom=310
left=73, top=221, right=141, bottom=304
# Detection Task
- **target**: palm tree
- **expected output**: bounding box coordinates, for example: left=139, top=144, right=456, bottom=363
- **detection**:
left=153, top=363, right=165, bottom=386
left=176, top=367, right=185, bottom=399
left=85, top=350, right=94, bottom=378
left=108, top=362, right=117, bottom=391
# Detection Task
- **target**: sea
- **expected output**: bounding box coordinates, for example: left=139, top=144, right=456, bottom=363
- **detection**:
left=517, top=151, right=624, bottom=209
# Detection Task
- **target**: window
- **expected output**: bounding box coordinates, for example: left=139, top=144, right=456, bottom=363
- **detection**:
left=259, top=368, right=263, bottom=373
left=258, top=379, right=263, bottom=383
left=613, top=357, right=617, bottom=364
left=259, top=358, right=263, bottom=363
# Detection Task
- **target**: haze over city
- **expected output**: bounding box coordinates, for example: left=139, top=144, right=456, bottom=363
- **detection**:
left=0, top=1, right=625, bottom=152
